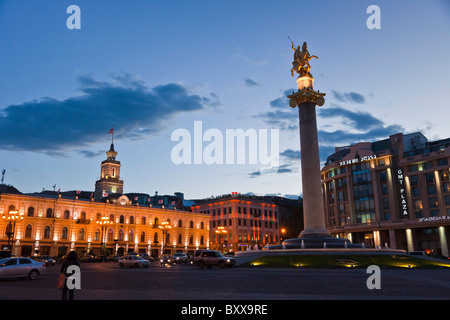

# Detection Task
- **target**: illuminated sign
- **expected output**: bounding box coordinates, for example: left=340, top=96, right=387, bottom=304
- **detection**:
left=339, top=155, right=377, bottom=166
left=397, top=169, right=408, bottom=216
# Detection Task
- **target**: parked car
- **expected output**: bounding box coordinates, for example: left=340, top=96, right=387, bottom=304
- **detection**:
left=98, top=255, right=108, bottom=262
left=32, top=255, right=56, bottom=266
left=107, top=255, right=120, bottom=262
left=160, top=254, right=175, bottom=266
left=80, top=255, right=97, bottom=263
left=195, top=250, right=235, bottom=269
left=119, top=255, right=150, bottom=268
left=173, top=252, right=188, bottom=264
left=0, top=257, right=46, bottom=280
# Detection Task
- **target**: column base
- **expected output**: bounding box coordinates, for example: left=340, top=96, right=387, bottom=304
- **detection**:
left=299, top=228, right=332, bottom=239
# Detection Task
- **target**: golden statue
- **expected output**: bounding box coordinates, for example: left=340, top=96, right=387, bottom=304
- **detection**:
left=290, top=38, right=318, bottom=77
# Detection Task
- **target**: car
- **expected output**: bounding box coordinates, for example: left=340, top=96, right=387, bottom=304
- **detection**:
left=81, top=255, right=97, bottom=263
left=160, top=254, right=175, bottom=265
left=107, top=255, right=120, bottom=262
left=135, top=253, right=154, bottom=262
left=173, top=252, right=188, bottom=264
left=0, top=257, right=46, bottom=280
left=32, top=255, right=56, bottom=266
left=118, top=255, right=150, bottom=268
left=195, top=250, right=236, bottom=269
left=192, top=250, right=203, bottom=264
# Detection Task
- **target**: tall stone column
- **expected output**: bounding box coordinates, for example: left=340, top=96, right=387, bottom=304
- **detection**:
left=288, top=74, right=330, bottom=239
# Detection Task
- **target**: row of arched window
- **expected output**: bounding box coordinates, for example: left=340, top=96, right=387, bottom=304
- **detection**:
left=15, top=205, right=205, bottom=229
left=19, top=224, right=206, bottom=245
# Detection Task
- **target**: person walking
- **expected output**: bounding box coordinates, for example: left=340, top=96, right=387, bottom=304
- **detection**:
left=59, top=251, right=81, bottom=300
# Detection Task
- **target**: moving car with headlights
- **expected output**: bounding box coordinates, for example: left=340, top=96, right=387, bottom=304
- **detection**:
left=195, top=250, right=235, bottom=269
left=32, top=255, right=56, bottom=266
left=0, top=257, right=46, bottom=280
left=173, top=252, right=188, bottom=264
left=118, top=255, right=150, bottom=268
left=160, top=254, right=175, bottom=265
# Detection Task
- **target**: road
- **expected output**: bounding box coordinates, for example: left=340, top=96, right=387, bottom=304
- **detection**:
left=0, top=261, right=449, bottom=301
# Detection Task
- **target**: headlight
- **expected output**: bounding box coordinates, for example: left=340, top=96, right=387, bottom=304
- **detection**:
left=160, top=259, right=163, bottom=262
left=226, top=259, right=230, bottom=262
left=168, top=259, right=171, bottom=262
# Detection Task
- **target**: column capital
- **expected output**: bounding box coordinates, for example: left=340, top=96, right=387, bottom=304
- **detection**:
left=288, top=87, right=326, bottom=108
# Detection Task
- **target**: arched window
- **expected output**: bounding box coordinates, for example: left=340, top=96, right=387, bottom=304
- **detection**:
left=200, top=235, right=204, bottom=245
left=120, top=215, right=125, bottom=224
left=81, top=211, right=86, bottom=220
left=25, top=225, right=32, bottom=238
left=119, top=229, right=124, bottom=241
left=140, top=232, right=145, bottom=243
left=108, top=229, right=114, bottom=242
left=95, top=229, right=100, bottom=241
left=178, top=219, right=183, bottom=228
left=96, top=213, right=101, bottom=221
left=154, top=232, right=158, bottom=243
left=141, top=216, right=146, bottom=225
left=154, top=217, right=159, bottom=225
left=46, top=208, right=53, bottom=218
left=110, top=214, right=114, bottom=222
left=27, top=207, right=34, bottom=217
left=178, top=233, right=182, bottom=244
left=112, top=168, right=116, bottom=177
left=189, top=234, right=194, bottom=245
left=165, top=232, right=170, bottom=244
left=8, top=205, right=16, bottom=213
left=200, top=221, right=204, bottom=229
left=129, top=216, right=134, bottom=224
left=79, top=228, right=85, bottom=240
left=64, top=210, right=70, bottom=219
left=62, top=227, right=68, bottom=240
left=44, top=226, right=51, bottom=238
left=129, top=230, right=134, bottom=242
left=190, top=221, right=194, bottom=229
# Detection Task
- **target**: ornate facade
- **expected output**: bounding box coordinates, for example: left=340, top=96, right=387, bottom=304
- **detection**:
left=0, top=144, right=210, bottom=258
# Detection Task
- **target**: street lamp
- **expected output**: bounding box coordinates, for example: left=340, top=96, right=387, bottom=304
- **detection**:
left=280, top=228, right=286, bottom=243
left=2, top=210, right=23, bottom=255
left=96, top=216, right=113, bottom=255
left=159, top=221, right=171, bottom=255
left=215, top=226, right=227, bottom=253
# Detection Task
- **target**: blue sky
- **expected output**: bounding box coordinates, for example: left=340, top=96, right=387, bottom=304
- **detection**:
left=0, top=0, right=449, bottom=199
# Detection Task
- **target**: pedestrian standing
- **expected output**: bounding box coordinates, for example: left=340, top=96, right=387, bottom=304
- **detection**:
left=59, top=251, right=81, bottom=300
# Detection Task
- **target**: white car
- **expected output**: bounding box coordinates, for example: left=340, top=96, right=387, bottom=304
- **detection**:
left=0, top=257, right=46, bottom=280
left=118, top=255, right=150, bottom=268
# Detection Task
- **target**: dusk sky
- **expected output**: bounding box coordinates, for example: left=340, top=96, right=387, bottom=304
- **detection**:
left=1, top=0, right=449, bottom=199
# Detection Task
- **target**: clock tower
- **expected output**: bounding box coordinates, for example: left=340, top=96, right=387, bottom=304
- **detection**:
left=94, top=143, right=124, bottom=201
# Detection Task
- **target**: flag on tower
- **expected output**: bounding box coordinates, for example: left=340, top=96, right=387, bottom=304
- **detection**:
left=109, top=128, right=114, bottom=134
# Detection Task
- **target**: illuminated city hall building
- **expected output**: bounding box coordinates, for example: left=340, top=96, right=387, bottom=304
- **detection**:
left=0, top=144, right=210, bottom=258
left=321, top=132, right=450, bottom=257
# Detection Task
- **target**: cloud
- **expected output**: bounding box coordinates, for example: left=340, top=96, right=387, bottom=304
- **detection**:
left=317, top=106, right=384, bottom=131
left=234, top=47, right=268, bottom=66
left=0, top=73, right=218, bottom=156
left=332, top=90, right=365, bottom=104
left=248, top=163, right=297, bottom=178
left=244, top=78, right=260, bottom=87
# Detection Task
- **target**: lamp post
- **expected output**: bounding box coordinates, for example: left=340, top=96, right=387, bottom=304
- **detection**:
left=215, top=226, right=227, bottom=253
left=96, top=216, right=113, bottom=256
left=159, top=221, right=171, bottom=255
left=2, top=210, right=23, bottom=255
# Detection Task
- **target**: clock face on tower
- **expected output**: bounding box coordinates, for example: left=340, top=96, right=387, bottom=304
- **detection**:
left=111, top=186, right=117, bottom=193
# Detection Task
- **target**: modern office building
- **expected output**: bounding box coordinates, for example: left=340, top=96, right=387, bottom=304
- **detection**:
left=0, top=144, right=210, bottom=258
left=321, top=132, right=450, bottom=256
left=191, top=194, right=300, bottom=252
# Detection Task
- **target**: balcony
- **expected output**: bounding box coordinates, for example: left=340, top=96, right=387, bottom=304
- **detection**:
left=76, top=219, right=91, bottom=225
